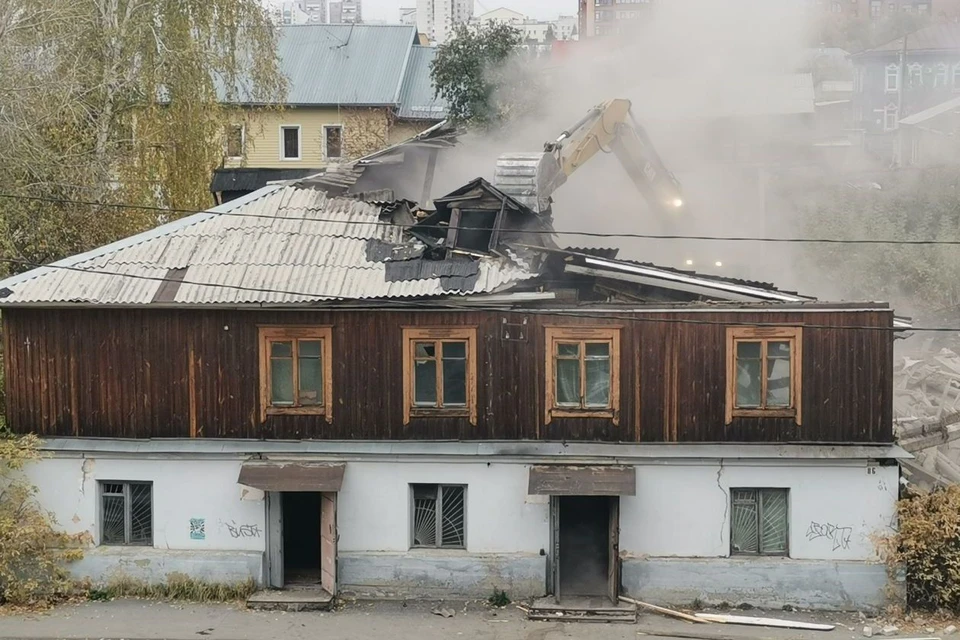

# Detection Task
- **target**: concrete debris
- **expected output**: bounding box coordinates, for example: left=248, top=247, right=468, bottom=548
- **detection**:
left=928, top=628, right=937, bottom=634
left=945, top=626, right=957, bottom=636
left=864, top=626, right=875, bottom=637
left=882, top=626, right=900, bottom=636
left=431, top=607, right=455, bottom=618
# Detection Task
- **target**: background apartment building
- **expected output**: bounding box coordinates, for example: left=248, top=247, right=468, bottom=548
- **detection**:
left=329, top=0, right=362, bottom=23
left=417, top=0, right=474, bottom=43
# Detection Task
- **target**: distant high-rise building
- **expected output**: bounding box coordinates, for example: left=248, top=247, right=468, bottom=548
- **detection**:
left=579, top=0, right=653, bottom=37
left=417, top=0, right=473, bottom=43
left=302, top=0, right=328, bottom=23
left=329, top=0, right=361, bottom=23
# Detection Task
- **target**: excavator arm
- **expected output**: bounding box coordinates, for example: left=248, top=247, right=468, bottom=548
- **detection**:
left=494, top=99, right=684, bottom=218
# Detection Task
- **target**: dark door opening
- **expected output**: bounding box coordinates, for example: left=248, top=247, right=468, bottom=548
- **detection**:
left=281, top=492, right=321, bottom=585
left=558, top=496, right=612, bottom=598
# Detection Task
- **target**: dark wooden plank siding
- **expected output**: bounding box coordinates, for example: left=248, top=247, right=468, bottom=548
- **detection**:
left=2, top=307, right=895, bottom=443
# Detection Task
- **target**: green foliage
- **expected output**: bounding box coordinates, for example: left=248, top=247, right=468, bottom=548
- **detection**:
left=881, top=486, right=960, bottom=612
left=92, top=573, right=257, bottom=602
left=788, top=167, right=960, bottom=321
left=487, top=587, right=510, bottom=607
left=0, top=0, right=286, bottom=275
left=430, top=22, right=537, bottom=129
left=0, top=431, right=83, bottom=606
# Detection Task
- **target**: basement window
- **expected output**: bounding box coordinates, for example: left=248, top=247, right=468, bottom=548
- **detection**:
left=730, top=488, right=789, bottom=556
left=725, top=327, right=801, bottom=425
left=258, top=326, right=333, bottom=422
left=100, top=481, right=153, bottom=546
left=402, top=327, right=477, bottom=425
left=411, top=484, right=466, bottom=549
left=544, top=327, right=621, bottom=424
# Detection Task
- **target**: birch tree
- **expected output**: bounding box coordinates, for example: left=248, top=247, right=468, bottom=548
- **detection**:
left=0, top=0, right=286, bottom=272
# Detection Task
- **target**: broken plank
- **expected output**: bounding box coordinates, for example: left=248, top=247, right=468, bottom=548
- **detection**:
left=693, top=613, right=834, bottom=631
left=618, top=596, right=707, bottom=624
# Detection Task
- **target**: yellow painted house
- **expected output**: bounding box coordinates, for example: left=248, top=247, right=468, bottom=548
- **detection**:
left=212, top=24, right=446, bottom=203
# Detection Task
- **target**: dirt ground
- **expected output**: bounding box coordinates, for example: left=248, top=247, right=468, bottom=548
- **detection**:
left=0, top=599, right=939, bottom=640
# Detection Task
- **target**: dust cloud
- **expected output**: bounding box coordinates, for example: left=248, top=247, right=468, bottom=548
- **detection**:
left=429, top=0, right=839, bottom=297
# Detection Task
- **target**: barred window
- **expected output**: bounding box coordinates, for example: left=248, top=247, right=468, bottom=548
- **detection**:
left=730, top=488, right=788, bottom=556
left=101, top=482, right=153, bottom=546
left=411, top=484, right=465, bottom=549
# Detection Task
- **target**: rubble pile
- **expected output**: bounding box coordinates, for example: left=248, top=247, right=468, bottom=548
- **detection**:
left=895, top=348, right=960, bottom=490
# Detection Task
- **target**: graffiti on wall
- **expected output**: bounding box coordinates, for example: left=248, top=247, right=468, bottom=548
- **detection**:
left=221, top=520, right=262, bottom=539
left=805, top=521, right=852, bottom=551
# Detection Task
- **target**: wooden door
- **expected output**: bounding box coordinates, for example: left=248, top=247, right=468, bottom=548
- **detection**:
left=266, top=492, right=283, bottom=588
left=320, top=492, right=338, bottom=595
left=550, top=495, right=561, bottom=603
left=608, top=496, right=620, bottom=602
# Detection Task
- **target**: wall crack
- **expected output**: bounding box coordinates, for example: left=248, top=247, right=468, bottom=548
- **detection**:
left=716, top=459, right=727, bottom=547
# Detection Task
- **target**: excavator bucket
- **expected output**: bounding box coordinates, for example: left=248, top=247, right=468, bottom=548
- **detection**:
left=494, top=152, right=567, bottom=214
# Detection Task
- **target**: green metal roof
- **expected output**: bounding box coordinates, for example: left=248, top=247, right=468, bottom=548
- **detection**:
left=272, top=24, right=418, bottom=106
left=397, top=46, right=448, bottom=120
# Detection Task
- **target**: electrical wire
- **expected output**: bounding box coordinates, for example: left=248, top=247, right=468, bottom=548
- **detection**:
left=2, top=191, right=959, bottom=246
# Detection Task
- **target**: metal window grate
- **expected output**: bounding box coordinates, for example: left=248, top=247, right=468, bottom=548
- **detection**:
left=730, top=488, right=788, bottom=556
left=411, top=484, right=465, bottom=549
left=100, top=481, right=153, bottom=546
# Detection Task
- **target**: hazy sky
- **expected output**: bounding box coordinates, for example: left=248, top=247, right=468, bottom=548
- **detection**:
left=364, top=0, right=578, bottom=21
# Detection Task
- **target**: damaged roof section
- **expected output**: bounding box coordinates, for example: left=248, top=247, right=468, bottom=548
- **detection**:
left=0, top=184, right=541, bottom=306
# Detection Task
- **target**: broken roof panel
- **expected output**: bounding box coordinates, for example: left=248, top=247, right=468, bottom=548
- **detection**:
left=0, top=185, right=537, bottom=306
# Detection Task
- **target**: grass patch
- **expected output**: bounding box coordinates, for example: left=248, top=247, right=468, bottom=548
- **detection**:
left=488, top=588, right=510, bottom=607
left=90, top=573, right=256, bottom=603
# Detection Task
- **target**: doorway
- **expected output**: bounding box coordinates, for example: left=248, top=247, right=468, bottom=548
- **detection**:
left=265, top=491, right=338, bottom=595
left=550, top=495, right=620, bottom=603
left=282, top=492, right=321, bottom=584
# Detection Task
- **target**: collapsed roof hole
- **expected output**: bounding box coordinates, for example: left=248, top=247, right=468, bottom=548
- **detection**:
left=449, top=209, right=499, bottom=253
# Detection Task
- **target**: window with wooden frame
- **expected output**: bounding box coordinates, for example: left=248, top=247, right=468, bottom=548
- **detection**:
left=725, top=327, right=802, bottom=425
left=258, top=326, right=333, bottom=422
left=402, top=327, right=478, bottom=425
left=544, top=327, right=621, bottom=424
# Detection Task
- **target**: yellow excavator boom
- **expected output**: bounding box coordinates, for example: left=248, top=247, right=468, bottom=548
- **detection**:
left=494, top=98, right=684, bottom=218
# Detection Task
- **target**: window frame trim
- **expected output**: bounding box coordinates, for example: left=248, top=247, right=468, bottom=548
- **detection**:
left=409, top=483, right=468, bottom=550
left=98, top=480, right=154, bottom=547
left=279, top=124, right=302, bottom=161
left=725, top=326, right=802, bottom=425
left=402, top=327, right=478, bottom=426
left=322, top=124, right=344, bottom=160
left=729, top=487, right=790, bottom=557
left=258, top=325, right=334, bottom=422
left=544, top=326, right=621, bottom=425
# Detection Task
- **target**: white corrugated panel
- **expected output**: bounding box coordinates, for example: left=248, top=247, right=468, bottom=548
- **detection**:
left=0, top=185, right=536, bottom=305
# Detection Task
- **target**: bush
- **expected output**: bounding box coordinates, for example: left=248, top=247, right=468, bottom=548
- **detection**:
left=0, top=431, right=83, bottom=606
left=487, top=588, right=510, bottom=607
left=884, top=485, right=960, bottom=612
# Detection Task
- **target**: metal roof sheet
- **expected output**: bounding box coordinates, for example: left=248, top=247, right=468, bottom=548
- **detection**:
left=396, top=46, right=448, bottom=120
left=900, top=94, right=960, bottom=126
left=0, top=185, right=537, bottom=306
left=239, top=24, right=419, bottom=106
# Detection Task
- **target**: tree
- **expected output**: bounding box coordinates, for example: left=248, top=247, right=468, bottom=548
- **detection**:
left=0, top=0, right=286, bottom=274
left=430, top=22, right=538, bottom=129
left=786, top=167, right=960, bottom=322
left=544, top=25, right=556, bottom=43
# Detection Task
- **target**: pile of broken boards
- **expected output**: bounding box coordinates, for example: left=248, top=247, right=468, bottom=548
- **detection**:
left=895, top=348, right=960, bottom=491
left=521, top=596, right=836, bottom=629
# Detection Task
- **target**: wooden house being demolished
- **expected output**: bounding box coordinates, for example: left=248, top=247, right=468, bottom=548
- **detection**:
left=0, top=126, right=908, bottom=615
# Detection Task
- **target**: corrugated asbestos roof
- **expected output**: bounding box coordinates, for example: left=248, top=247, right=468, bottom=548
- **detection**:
left=239, top=24, right=419, bottom=106
left=396, top=46, right=448, bottom=120
left=0, top=185, right=537, bottom=306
